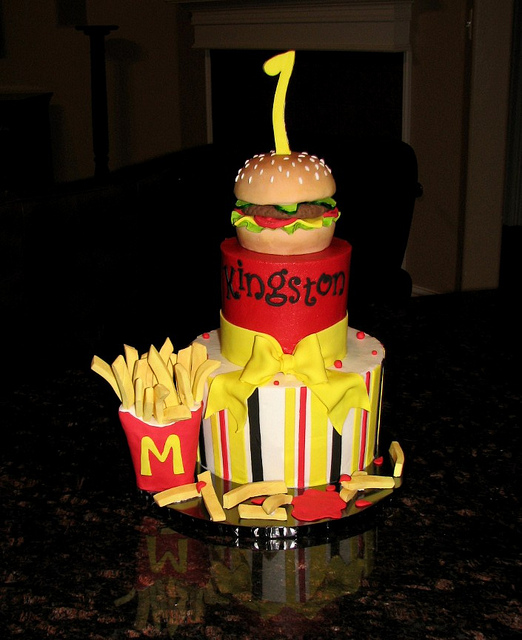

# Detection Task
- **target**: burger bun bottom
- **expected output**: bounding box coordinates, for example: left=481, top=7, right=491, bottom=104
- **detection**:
left=236, top=224, right=336, bottom=255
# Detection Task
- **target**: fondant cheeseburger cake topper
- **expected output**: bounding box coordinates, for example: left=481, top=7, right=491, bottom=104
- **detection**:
left=232, top=50, right=340, bottom=255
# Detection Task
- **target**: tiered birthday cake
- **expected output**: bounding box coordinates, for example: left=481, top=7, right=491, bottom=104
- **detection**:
left=92, top=50, right=403, bottom=528
left=196, top=150, right=385, bottom=489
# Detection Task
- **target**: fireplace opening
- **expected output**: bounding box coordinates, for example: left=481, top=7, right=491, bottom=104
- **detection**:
left=210, top=49, right=404, bottom=156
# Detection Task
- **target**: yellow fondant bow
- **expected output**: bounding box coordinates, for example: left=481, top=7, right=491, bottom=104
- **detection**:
left=205, top=330, right=370, bottom=435
left=242, top=333, right=328, bottom=388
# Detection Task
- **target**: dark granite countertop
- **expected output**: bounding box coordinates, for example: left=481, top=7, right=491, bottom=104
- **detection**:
left=1, top=289, right=520, bottom=639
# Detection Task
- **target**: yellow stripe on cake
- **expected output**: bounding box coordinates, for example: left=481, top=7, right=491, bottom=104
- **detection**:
left=351, top=407, right=363, bottom=471
left=209, top=412, right=224, bottom=480
left=284, top=388, right=297, bottom=486
left=228, top=416, right=250, bottom=485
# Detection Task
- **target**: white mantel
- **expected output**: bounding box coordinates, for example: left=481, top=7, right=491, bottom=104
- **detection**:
left=170, top=1, right=413, bottom=52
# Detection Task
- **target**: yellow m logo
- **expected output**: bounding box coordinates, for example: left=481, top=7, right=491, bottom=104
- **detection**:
left=140, top=435, right=185, bottom=476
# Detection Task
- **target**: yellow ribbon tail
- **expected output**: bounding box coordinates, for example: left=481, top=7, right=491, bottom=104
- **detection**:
left=311, top=370, right=371, bottom=435
left=204, top=370, right=255, bottom=432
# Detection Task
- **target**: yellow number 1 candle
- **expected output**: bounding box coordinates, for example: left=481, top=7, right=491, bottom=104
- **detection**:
left=263, top=50, right=295, bottom=156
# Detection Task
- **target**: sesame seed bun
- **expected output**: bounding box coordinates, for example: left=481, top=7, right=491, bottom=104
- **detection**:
left=234, top=151, right=336, bottom=205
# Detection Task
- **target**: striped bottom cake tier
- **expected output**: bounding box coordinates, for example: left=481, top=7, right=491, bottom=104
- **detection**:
left=196, top=326, right=385, bottom=489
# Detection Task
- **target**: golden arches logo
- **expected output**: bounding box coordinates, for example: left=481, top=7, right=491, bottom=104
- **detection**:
left=140, top=435, right=185, bottom=476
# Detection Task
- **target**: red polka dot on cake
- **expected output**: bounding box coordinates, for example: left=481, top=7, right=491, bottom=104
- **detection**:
left=356, top=331, right=365, bottom=340
left=334, top=360, right=343, bottom=369
left=372, top=350, right=378, bottom=355
left=202, top=332, right=210, bottom=339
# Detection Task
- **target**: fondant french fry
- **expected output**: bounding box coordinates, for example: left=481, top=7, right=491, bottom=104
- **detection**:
left=154, top=383, right=170, bottom=422
left=134, top=355, right=156, bottom=387
left=91, top=355, right=122, bottom=401
left=174, top=363, right=195, bottom=408
left=192, top=359, right=221, bottom=403
left=132, top=357, right=149, bottom=384
left=134, top=377, right=144, bottom=418
left=197, top=470, right=226, bottom=521
left=340, top=475, right=395, bottom=491
left=238, top=504, right=287, bottom=521
left=162, top=403, right=192, bottom=423
left=389, top=441, right=404, bottom=477
left=189, top=342, right=208, bottom=380
left=262, top=493, right=293, bottom=514
left=158, top=337, right=174, bottom=364
left=111, top=354, right=134, bottom=409
left=176, top=346, right=193, bottom=376
left=124, top=344, right=139, bottom=378
left=154, top=482, right=202, bottom=507
left=147, top=344, right=179, bottom=407
left=223, top=480, right=287, bottom=510
left=339, top=487, right=357, bottom=503
left=143, top=386, right=154, bottom=422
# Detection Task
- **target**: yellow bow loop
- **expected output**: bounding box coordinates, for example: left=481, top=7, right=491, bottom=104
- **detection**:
left=240, top=335, right=281, bottom=386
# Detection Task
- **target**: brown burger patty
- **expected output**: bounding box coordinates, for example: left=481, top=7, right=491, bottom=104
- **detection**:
left=242, top=203, right=330, bottom=220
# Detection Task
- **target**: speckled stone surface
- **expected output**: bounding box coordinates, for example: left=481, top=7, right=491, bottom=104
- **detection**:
left=1, top=289, right=520, bottom=639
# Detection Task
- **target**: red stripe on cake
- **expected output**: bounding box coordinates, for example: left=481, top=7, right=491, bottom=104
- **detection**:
left=298, top=387, right=308, bottom=488
left=359, top=372, right=371, bottom=470
left=219, top=410, right=230, bottom=480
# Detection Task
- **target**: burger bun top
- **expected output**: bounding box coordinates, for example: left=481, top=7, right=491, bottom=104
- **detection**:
left=234, top=150, right=336, bottom=205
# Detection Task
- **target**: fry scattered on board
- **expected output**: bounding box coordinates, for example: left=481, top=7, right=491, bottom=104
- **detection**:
left=153, top=483, right=203, bottom=508
left=91, top=338, right=220, bottom=424
left=222, top=480, right=288, bottom=510
left=238, top=504, right=288, bottom=521
left=340, top=475, right=396, bottom=492
left=197, top=470, right=226, bottom=521
left=389, top=441, right=405, bottom=477
left=262, top=493, right=294, bottom=515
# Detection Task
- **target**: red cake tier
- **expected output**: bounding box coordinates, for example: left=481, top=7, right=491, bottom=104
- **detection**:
left=220, top=237, right=351, bottom=354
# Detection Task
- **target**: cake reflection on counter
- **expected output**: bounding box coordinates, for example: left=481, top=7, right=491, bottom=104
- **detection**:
left=114, top=517, right=376, bottom=636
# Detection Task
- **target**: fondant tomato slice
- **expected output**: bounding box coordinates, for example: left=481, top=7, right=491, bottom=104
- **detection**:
left=253, top=215, right=298, bottom=229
